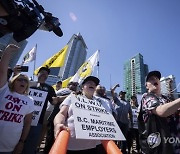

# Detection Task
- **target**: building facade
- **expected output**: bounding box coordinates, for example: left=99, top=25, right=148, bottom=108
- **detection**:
left=123, top=53, right=148, bottom=100
left=49, top=33, right=87, bottom=81
left=160, top=75, right=178, bottom=100
left=0, top=33, right=27, bottom=68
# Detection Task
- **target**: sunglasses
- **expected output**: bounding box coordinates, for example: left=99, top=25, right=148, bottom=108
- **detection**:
left=16, top=78, right=28, bottom=83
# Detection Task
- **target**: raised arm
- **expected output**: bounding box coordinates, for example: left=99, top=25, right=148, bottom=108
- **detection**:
left=0, top=3, right=8, bottom=16
left=52, top=95, right=69, bottom=105
left=152, top=98, right=180, bottom=117
left=110, top=84, right=120, bottom=99
left=54, top=105, right=69, bottom=138
left=0, top=44, right=19, bottom=88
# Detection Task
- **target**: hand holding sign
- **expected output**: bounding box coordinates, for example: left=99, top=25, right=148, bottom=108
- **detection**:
left=54, top=123, right=69, bottom=139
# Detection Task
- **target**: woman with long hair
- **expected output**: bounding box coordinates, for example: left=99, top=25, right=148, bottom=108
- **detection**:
left=0, top=44, right=34, bottom=154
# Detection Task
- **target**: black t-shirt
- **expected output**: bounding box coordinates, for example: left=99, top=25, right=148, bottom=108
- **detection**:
left=138, top=93, right=173, bottom=154
left=31, top=82, right=56, bottom=124
left=48, top=88, right=71, bottom=122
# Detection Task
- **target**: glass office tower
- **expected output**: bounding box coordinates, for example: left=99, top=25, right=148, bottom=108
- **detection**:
left=123, top=53, right=148, bottom=100
left=49, top=33, right=87, bottom=80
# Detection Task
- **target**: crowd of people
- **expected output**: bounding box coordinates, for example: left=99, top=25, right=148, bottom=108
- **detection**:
left=0, top=44, right=179, bottom=154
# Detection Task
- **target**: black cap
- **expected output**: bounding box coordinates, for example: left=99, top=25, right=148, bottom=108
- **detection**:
left=82, top=76, right=100, bottom=86
left=56, top=80, right=62, bottom=84
left=146, top=71, right=161, bottom=82
left=119, top=91, right=126, bottom=95
left=68, top=82, right=79, bottom=86
left=38, top=67, right=50, bottom=74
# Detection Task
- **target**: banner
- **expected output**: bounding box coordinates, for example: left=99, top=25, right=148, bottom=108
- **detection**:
left=21, top=44, right=37, bottom=65
left=62, top=76, right=72, bottom=88
left=71, top=94, right=125, bottom=140
left=52, top=76, right=72, bottom=90
left=34, top=45, right=68, bottom=75
left=70, top=50, right=99, bottom=84
left=29, top=88, right=48, bottom=126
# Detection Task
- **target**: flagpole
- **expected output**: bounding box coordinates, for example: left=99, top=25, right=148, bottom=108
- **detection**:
left=97, top=61, right=99, bottom=78
left=33, top=44, right=37, bottom=80
left=110, top=74, right=112, bottom=89
left=33, top=58, right=36, bottom=80
left=97, top=50, right=100, bottom=78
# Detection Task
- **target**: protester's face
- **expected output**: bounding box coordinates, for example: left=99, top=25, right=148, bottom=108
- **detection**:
left=56, top=83, right=62, bottom=91
left=119, top=93, right=125, bottom=99
left=37, top=70, right=48, bottom=82
left=68, top=82, right=78, bottom=91
left=146, top=76, right=161, bottom=94
left=130, top=97, right=137, bottom=105
left=14, top=76, right=29, bottom=94
left=82, top=81, right=97, bottom=97
left=96, top=85, right=106, bottom=96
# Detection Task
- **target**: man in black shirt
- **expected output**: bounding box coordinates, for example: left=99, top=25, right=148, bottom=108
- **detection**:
left=44, top=81, right=78, bottom=154
left=138, top=71, right=180, bottom=154
left=23, top=67, right=56, bottom=154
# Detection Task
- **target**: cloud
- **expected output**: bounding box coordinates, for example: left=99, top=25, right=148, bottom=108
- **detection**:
left=69, top=12, right=77, bottom=22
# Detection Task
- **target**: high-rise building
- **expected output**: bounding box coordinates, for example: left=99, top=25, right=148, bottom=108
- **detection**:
left=177, top=92, right=180, bottom=98
left=0, top=33, right=27, bottom=68
left=160, top=75, right=178, bottom=99
left=123, top=53, right=149, bottom=100
left=49, top=33, right=87, bottom=81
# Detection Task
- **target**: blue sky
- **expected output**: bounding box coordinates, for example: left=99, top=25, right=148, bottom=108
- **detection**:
left=18, top=0, right=180, bottom=91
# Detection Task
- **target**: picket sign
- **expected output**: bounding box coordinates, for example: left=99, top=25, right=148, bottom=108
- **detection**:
left=49, top=94, right=124, bottom=154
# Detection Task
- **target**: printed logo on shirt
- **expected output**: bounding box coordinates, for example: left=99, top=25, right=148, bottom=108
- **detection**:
left=0, top=95, right=28, bottom=123
left=147, top=132, right=161, bottom=148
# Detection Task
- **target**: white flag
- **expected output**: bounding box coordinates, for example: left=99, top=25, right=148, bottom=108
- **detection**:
left=70, top=50, right=99, bottom=84
left=22, top=44, right=37, bottom=65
